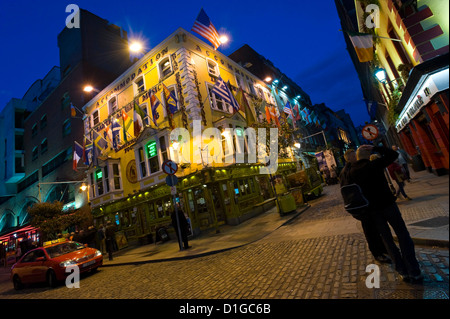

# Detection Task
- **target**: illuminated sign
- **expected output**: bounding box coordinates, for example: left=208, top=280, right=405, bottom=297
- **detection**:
left=146, top=140, right=157, bottom=157
left=95, top=169, right=103, bottom=180
left=396, top=67, right=449, bottom=132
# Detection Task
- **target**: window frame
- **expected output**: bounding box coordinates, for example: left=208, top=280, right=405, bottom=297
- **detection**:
left=158, top=56, right=173, bottom=80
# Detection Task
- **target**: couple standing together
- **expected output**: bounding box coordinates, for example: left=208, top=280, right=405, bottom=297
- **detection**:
left=340, top=145, right=422, bottom=283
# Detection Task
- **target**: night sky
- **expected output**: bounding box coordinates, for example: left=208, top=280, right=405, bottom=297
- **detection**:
left=0, top=0, right=370, bottom=126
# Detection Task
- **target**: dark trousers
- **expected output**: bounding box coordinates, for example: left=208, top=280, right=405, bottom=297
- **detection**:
left=175, top=229, right=189, bottom=249
left=106, top=238, right=114, bottom=260
left=371, top=203, right=421, bottom=277
left=360, top=217, right=388, bottom=258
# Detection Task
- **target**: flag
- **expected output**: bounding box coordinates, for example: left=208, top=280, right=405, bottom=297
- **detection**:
left=270, top=106, right=280, bottom=128
left=191, top=8, right=221, bottom=50
left=73, top=141, right=83, bottom=171
left=283, top=101, right=294, bottom=119
left=122, top=109, right=133, bottom=142
left=70, top=103, right=77, bottom=117
left=294, top=103, right=301, bottom=121
left=111, top=120, right=121, bottom=149
left=162, top=84, right=178, bottom=115
left=149, top=90, right=161, bottom=127
left=104, top=125, right=113, bottom=144
left=349, top=32, right=373, bottom=62
left=134, top=101, right=146, bottom=137
left=93, top=130, right=108, bottom=151
left=211, top=76, right=240, bottom=112
left=83, top=138, right=93, bottom=166
left=235, top=88, right=256, bottom=127
left=365, top=100, right=378, bottom=120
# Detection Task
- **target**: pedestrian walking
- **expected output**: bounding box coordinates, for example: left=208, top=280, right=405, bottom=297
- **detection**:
left=171, top=208, right=191, bottom=250
left=387, top=160, right=412, bottom=200
left=349, top=144, right=422, bottom=283
left=340, top=149, right=390, bottom=264
left=392, top=145, right=412, bottom=182
left=97, top=224, right=106, bottom=254
left=105, top=221, right=117, bottom=261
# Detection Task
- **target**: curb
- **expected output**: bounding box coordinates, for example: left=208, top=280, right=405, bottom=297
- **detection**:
left=102, top=204, right=311, bottom=267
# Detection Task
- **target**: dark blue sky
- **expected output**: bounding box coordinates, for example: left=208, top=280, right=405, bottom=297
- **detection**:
left=0, top=0, right=370, bottom=126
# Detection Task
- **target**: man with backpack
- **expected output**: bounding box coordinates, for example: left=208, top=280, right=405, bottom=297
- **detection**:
left=340, top=149, right=390, bottom=264
left=348, top=145, right=422, bottom=283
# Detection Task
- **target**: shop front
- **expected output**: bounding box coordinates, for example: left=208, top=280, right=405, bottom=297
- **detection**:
left=395, top=53, right=449, bottom=176
left=91, top=161, right=297, bottom=246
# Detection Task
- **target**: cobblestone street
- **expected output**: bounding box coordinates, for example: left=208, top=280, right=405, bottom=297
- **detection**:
left=0, top=180, right=448, bottom=302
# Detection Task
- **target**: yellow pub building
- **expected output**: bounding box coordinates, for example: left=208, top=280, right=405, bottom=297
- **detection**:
left=82, top=28, right=299, bottom=244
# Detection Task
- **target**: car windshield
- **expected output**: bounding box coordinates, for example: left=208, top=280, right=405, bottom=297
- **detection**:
left=45, top=242, right=85, bottom=258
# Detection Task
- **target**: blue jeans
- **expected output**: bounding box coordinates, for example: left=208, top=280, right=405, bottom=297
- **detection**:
left=370, top=203, right=421, bottom=277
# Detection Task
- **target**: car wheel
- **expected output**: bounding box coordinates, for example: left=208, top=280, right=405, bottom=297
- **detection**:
left=13, top=275, right=24, bottom=290
left=46, top=269, right=58, bottom=288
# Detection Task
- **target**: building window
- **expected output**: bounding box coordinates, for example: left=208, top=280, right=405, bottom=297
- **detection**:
left=159, top=136, right=168, bottom=162
left=95, top=168, right=104, bottom=196
left=40, top=115, right=47, bottom=130
left=89, top=162, right=122, bottom=198
left=159, top=57, right=172, bottom=79
left=235, top=74, right=246, bottom=91
left=208, top=85, right=232, bottom=113
left=62, top=119, right=71, bottom=137
left=138, top=147, right=147, bottom=177
left=112, top=163, right=121, bottom=190
left=41, top=139, right=48, bottom=154
left=108, top=96, right=118, bottom=115
left=92, top=110, right=99, bottom=127
left=148, top=143, right=160, bottom=175
left=32, top=147, right=38, bottom=161
left=32, top=124, right=38, bottom=137
left=207, top=59, right=219, bottom=77
left=135, top=77, right=145, bottom=95
left=61, top=92, right=71, bottom=110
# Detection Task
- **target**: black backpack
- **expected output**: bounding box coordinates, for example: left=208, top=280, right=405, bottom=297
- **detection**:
left=339, top=164, right=369, bottom=220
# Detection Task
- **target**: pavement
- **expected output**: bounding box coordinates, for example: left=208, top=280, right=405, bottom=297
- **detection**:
left=102, top=168, right=449, bottom=267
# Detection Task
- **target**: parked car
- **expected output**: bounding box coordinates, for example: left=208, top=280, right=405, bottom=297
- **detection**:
left=11, top=239, right=102, bottom=290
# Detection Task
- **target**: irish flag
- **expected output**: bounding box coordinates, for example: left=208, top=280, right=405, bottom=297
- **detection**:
left=133, top=101, right=146, bottom=137
left=349, top=32, right=373, bottom=63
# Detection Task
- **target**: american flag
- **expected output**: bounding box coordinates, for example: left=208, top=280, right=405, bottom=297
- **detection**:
left=191, top=8, right=221, bottom=50
left=283, top=101, right=293, bottom=119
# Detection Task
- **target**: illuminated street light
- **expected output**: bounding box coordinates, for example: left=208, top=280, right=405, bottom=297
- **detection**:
left=129, top=41, right=143, bottom=53
left=219, top=35, right=229, bottom=44
left=83, top=85, right=99, bottom=93
left=374, top=68, right=387, bottom=83
left=264, top=76, right=272, bottom=82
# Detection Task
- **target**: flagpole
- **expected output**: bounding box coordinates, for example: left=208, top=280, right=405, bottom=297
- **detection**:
left=339, top=29, right=402, bottom=42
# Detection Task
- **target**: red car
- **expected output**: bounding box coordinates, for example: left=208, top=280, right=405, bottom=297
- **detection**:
left=11, top=240, right=102, bottom=290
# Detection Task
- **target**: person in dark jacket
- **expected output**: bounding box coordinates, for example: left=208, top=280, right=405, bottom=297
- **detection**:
left=349, top=145, right=422, bottom=283
left=340, top=149, right=390, bottom=264
left=171, top=208, right=191, bottom=250
left=105, top=221, right=117, bottom=261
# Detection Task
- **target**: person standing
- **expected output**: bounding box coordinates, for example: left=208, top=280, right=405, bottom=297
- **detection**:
left=349, top=145, right=422, bottom=283
left=340, top=149, right=390, bottom=264
left=387, top=160, right=412, bottom=200
left=105, top=221, right=116, bottom=261
left=171, top=208, right=191, bottom=250
left=392, top=145, right=412, bottom=182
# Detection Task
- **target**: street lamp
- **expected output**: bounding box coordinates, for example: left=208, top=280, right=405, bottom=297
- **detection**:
left=374, top=68, right=387, bottom=83
left=83, top=85, right=100, bottom=93
left=129, top=41, right=143, bottom=53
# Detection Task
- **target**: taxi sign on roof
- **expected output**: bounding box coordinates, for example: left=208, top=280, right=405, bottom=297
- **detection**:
left=43, top=238, right=67, bottom=247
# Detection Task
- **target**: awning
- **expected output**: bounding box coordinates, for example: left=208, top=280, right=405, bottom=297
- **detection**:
left=396, top=53, right=449, bottom=132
